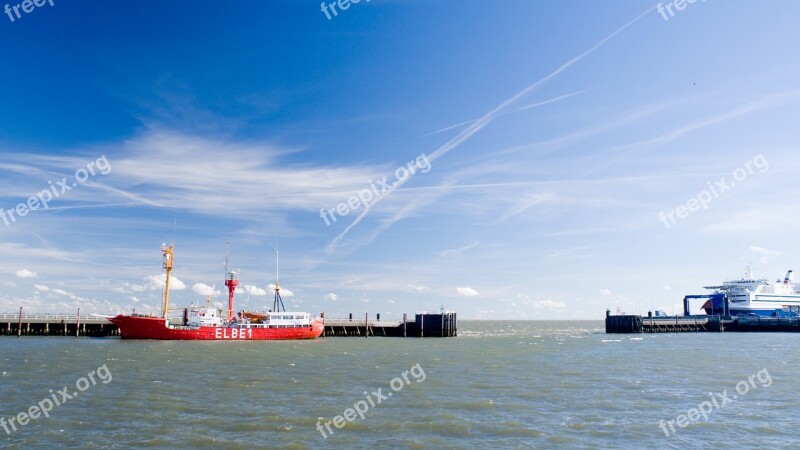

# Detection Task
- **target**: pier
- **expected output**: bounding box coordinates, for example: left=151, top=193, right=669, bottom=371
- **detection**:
left=323, top=313, right=457, bottom=337
left=0, top=312, right=119, bottom=337
left=0, top=311, right=457, bottom=338
left=605, top=310, right=800, bottom=334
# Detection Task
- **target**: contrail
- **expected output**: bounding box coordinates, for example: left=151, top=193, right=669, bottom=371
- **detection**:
left=516, top=89, right=588, bottom=112
left=327, top=5, right=656, bottom=253
left=419, top=89, right=588, bottom=138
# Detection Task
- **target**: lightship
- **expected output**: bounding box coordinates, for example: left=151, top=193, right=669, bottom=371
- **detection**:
left=108, top=242, right=324, bottom=340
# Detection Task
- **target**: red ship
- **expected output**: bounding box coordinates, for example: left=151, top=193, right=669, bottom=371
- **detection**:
left=109, top=242, right=324, bottom=340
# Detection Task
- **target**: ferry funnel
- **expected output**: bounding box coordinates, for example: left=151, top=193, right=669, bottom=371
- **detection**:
left=784, top=270, right=794, bottom=285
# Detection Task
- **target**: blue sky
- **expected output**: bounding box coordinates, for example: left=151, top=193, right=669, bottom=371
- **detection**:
left=1, top=0, right=800, bottom=319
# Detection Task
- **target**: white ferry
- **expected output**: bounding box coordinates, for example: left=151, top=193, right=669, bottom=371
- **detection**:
left=704, top=267, right=800, bottom=316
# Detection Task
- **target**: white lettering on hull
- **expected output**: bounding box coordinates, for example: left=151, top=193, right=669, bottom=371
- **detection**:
left=214, top=328, right=253, bottom=340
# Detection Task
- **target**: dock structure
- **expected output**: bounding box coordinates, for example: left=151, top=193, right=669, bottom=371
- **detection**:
left=0, top=312, right=119, bottom=337
left=323, top=313, right=457, bottom=338
left=1, top=311, right=457, bottom=338
left=605, top=310, right=800, bottom=334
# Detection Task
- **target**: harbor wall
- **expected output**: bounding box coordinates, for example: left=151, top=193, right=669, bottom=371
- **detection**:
left=606, top=312, right=800, bottom=334
left=0, top=312, right=457, bottom=338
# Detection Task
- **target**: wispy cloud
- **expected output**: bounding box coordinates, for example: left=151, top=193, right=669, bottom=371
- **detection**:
left=420, top=89, right=588, bottom=138
left=440, top=241, right=479, bottom=257
left=15, top=268, right=37, bottom=279
left=606, top=89, right=800, bottom=155
left=327, top=7, right=652, bottom=252
left=456, top=287, right=480, bottom=297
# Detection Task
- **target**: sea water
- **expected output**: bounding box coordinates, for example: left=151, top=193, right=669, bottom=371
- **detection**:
left=1, top=321, right=797, bottom=449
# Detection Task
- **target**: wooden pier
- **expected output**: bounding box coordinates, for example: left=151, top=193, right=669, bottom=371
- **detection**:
left=0, top=311, right=457, bottom=338
left=606, top=310, right=800, bottom=334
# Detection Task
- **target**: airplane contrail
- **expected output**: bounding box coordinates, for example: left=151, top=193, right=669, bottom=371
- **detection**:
left=327, top=5, right=657, bottom=253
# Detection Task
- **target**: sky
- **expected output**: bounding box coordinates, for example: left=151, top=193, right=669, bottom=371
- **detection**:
left=0, top=0, right=799, bottom=320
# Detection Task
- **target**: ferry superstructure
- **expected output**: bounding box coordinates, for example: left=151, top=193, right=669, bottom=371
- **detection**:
left=704, top=267, right=800, bottom=316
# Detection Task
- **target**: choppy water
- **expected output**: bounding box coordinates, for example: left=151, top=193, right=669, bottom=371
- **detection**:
left=1, top=321, right=798, bottom=449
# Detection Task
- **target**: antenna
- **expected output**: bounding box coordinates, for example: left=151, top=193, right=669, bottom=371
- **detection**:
left=225, top=235, right=230, bottom=274
left=269, top=236, right=285, bottom=313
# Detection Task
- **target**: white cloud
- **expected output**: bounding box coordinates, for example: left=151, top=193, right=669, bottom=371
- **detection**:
left=130, top=296, right=140, bottom=303
left=746, top=246, right=779, bottom=264
left=408, top=285, right=429, bottom=292
left=267, top=284, right=293, bottom=297
left=440, top=241, right=479, bottom=257
left=456, top=287, right=480, bottom=297
left=130, top=274, right=186, bottom=291
left=530, top=299, right=567, bottom=310
left=324, top=293, right=338, bottom=301
left=662, top=285, right=671, bottom=291
left=34, top=284, right=49, bottom=291
left=192, top=283, right=220, bottom=296
left=244, top=285, right=267, bottom=296
left=51, top=288, right=70, bottom=296
left=15, top=269, right=37, bottom=279
left=600, top=288, right=612, bottom=296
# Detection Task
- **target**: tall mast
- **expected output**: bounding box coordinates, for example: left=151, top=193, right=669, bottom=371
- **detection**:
left=224, top=236, right=238, bottom=320
left=161, top=243, right=175, bottom=319
left=270, top=239, right=285, bottom=312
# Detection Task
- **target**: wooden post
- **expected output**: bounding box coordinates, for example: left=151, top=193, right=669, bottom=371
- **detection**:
left=17, top=306, right=22, bottom=338
left=403, top=313, right=407, bottom=338
left=365, top=312, right=369, bottom=338
left=76, top=308, right=81, bottom=338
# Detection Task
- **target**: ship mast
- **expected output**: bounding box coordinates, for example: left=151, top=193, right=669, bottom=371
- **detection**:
left=270, top=241, right=285, bottom=312
left=161, top=243, right=175, bottom=319
left=224, top=237, right=238, bottom=320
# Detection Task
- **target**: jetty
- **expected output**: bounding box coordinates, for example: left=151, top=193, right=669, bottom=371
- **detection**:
left=0, top=310, right=457, bottom=338
left=605, top=310, right=800, bottom=334
left=323, top=312, right=457, bottom=337
left=0, top=311, right=118, bottom=337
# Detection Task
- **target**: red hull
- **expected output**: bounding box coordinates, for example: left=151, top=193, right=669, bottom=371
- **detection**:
left=108, top=315, right=324, bottom=340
